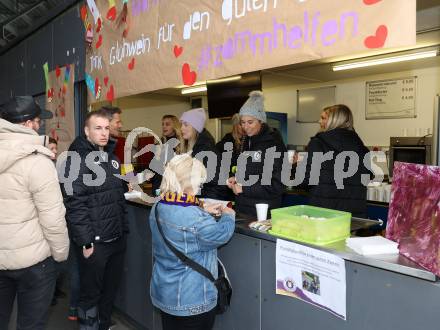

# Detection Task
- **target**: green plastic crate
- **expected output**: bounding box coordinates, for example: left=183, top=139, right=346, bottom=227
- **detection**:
left=269, top=205, right=351, bottom=245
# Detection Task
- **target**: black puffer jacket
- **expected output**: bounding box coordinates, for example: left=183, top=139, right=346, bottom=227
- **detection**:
left=302, top=128, right=370, bottom=217
left=235, top=125, right=287, bottom=217
left=62, top=136, right=128, bottom=246
left=215, top=132, right=240, bottom=168
left=192, top=129, right=231, bottom=200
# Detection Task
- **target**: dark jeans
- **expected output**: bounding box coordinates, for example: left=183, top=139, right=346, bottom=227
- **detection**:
left=0, top=257, right=57, bottom=330
left=77, top=236, right=126, bottom=330
left=69, top=242, right=80, bottom=308
left=161, top=309, right=216, bottom=330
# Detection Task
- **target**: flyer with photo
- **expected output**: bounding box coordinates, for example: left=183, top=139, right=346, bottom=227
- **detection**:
left=275, top=239, right=346, bottom=320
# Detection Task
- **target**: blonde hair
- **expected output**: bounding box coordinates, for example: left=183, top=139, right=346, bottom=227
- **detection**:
left=181, top=126, right=199, bottom=154
left=161, top=115, right=183, bottom=154
left=231, top=113, right=243, bottom=151
left=322, top=104, right=354, bottom=131
left=160, top=154, right=207, bottom=195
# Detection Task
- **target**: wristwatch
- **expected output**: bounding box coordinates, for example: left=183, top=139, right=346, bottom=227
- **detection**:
left=82, top=242, right=94, bottom=250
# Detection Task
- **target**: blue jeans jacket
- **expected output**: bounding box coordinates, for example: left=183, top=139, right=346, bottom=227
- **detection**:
left=149, top=202, right=235, bottom=316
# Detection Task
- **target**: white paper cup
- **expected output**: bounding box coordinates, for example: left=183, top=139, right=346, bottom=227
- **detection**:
left=287, top=150, right=296, bottom=164
left=256, top=203, right=269, bottom=221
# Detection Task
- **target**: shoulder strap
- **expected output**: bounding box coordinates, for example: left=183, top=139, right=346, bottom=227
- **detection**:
left=154, top=205, right=216, bottom=283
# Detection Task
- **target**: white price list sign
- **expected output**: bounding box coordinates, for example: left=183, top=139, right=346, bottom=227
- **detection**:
left=366, top=77, right=417, bottom=119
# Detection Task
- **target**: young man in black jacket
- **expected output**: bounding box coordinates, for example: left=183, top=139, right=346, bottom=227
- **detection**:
left=62, top=109, right=128, bottom=330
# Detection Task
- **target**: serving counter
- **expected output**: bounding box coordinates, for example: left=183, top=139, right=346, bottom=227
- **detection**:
left=115, top=199, right=440, bottom=330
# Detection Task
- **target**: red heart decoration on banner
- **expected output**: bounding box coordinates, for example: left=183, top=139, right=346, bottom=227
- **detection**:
left=104, top=76, right=109, bottom=87
left=96, top=34, right=103, bottom=49
left=106, top=85, right=115, bottom=102
left=364, top=25, right=388, bottom=49
left=55, top=66, right=61, bottom=77
left=363, top=0, right=382, bottom=4
left=80, top=5, right=87, bottom=22
left=173, top=45, right=183, bottom=58
left=47, top=88, right=54, bottom=99
left=123, top=28, right=129, bottom=38
left=182, top=63, right=197, bottom=86
left=96, top=17, right=102, bottom=33
left=106, top=6, right=117, bottom=21
left=128, top=58, right=135, bottom=70
left=94, top=78, right=100, bottom=96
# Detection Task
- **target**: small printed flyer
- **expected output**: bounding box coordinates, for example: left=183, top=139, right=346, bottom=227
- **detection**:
left=275, top=239, right=347, bottom=320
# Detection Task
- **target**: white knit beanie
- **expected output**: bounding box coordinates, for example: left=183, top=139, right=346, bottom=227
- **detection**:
left=180, top=108, right=206, bottom=133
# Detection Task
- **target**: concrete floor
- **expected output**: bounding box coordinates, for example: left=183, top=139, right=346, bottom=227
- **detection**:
left=7, top=294, right=138, bottom=330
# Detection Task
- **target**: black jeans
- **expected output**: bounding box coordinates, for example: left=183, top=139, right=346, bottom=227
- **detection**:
left=161, top=309, right=216, bottom=330
left=77, top=236, right=126, bottom=330
left=0, top=257, right=57, bottom=330
left=68, top=242, right=81, bottom=309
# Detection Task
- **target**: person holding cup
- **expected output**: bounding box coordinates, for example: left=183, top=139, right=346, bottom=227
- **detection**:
left=227, top=91, right=286, bottom=218
left=299, top=105, right=370, bottom=217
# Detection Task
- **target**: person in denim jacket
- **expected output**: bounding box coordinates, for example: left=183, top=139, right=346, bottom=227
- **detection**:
left=150, top=154, right=235, bottom=330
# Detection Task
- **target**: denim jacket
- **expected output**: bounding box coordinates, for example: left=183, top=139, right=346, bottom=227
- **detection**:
left=149, top=202, right=235, bottom=316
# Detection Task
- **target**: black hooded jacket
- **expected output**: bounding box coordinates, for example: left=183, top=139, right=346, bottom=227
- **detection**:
left=301, top=128, right=370, bottom=217
left=235, top=124, right=287, bottom=217
left=191, top=129, right=231, bottom=200
left=61, top=136, right=128, bottom=246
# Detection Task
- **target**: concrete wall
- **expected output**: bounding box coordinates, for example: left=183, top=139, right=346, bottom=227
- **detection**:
left=0, top=4, right=84, bottom=103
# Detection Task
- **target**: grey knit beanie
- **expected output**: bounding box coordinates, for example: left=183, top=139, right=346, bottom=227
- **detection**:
left=239, top=91, right=266, bottom=123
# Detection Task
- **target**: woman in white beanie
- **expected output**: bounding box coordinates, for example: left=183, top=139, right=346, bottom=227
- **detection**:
left=227, top=91, right=287, bottom=217
left=180, top=108, right=226, bottom=200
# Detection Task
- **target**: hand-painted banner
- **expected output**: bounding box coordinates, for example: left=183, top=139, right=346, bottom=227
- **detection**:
left=84, top=0, right=416, bottom=103
left=45, top=64, right=76, bottom=154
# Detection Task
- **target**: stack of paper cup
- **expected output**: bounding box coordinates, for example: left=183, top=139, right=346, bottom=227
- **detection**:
left=367, top=186, right=376, bottom=201
left=383, top=184, right=392, bottom=203
left=256, top=204, right=269, bottom=221
left=375, top=186, right=384, bottom=202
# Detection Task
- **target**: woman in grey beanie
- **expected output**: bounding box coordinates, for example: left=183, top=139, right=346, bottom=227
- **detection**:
left=227, top=91, right=287, bottom=217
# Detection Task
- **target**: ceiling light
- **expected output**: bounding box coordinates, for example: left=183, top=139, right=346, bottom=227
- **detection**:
left=332, top=50, right=438, bottom=71
left=181, top=85, right=207, bottom=95
left=207, top=75, right=242, bottom=84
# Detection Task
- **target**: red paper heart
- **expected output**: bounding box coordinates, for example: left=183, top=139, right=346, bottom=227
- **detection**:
left=80, top=5, right=87, bottom=22
left=123, top=28, right=129, bottom=38
left=55, top=66, right=61, bottom=77
left=96, top=17, right=102, bottom=33
left=106, top=6, right=117, bottom=21
left=128, top=58, right=135, bottom=70
left=94, top=78, right=100, bottom=96
left=106, top=85, right=115, bottom=102
left=363, top=0, right=382, bottom=4
left=104, top=76, right=109, bottom=87
left=47, top=88, right=54, bottom=98
left=96, top=34, right=103, bottom=49
left=364, top=25, right=388, bottom=49
left=173, top=45, right=183, bottom=58
left=182, top=63, right=197, bottom=86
